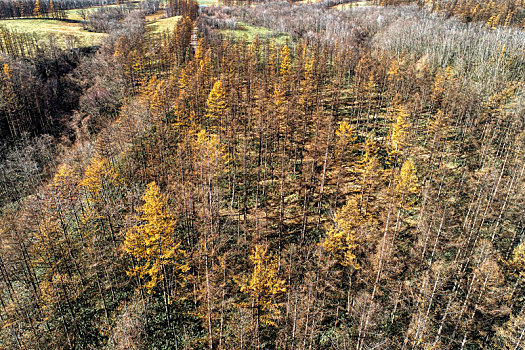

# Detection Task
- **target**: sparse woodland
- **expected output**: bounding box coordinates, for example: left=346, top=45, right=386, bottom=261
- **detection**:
left=1, top=0, right=525, bottom=349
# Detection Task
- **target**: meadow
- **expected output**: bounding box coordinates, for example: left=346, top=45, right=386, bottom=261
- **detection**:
left=0, top=0, right=216, bottom=48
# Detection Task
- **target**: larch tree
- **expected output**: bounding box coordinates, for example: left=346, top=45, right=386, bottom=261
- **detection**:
left=205, top=80, right=228, bottom=133
left=323, top=194, right=363, bottom=312
left=237, top=244, right=286, bottom=347
left=49, top=0, right=55, bottom=18
left=124, top=181, right=188, bottom=295
left=81, top=156, right=120, bottom=203
left=394, top=158, right=420, bottom=208
left=323, top=196, right=361, bottom=271
left=389, top=104, right=411, bottom=161
left=279, top=45, right=292, bottom=92
left=33, top=0, right=41, bottom=17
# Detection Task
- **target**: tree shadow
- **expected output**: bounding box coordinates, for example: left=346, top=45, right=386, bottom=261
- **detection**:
left=2, top=17, right=83, bottom=24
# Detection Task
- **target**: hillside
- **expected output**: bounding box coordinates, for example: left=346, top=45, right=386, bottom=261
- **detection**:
left=0, top=0, right=525, bottom=349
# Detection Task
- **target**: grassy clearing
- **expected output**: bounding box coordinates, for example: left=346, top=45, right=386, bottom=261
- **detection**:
left=222, top=22, right=290, bottom=45
left=198, top=0, right=218, bottom=6
left=0, top=19, right=106, bottom=47
left=65, top=3, right=130, bottom=20
left=146, top=15, right=181, bottom=34
left=145, top=10, right=166, bottom=22
left=0, top=1, right=188, bottom=49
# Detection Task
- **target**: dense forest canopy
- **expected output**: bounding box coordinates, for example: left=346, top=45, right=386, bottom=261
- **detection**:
left=1, top=0, right=525, bottom=349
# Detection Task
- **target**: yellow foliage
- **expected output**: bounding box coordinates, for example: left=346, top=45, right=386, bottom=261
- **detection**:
left=2, top=63, right=11, bottom=80
left=238, top=245, right=286, bottom=327
left=494, top=310, right=525, bottom=349
left=197, top=50, right=213, bottom=87
left=336, top=121, right=355, bottom=142
left=395, top=158, right=420, bottom=205
left=81, top=156, right=120, bottom=199
left=279, top=45, right=292, bottom=79
left=432, top=66, right=454, bottom=105
left=323, top=196, right=361, bottom=269
left=387, top=59, right=400, bottom=81
left=365, top=74, right=377, bottom=96
left=142, top=76, right=167, bottom=118
left=303, top=55, right=314, bottom=81
left=389, top=105, right=411, bottom=157
left=205, top=80, right=228, bottom=124
left=193, top=129, right=230, bottom=173
left=335, top=121, right=357, bottom=159
left=508, top=242, right=525, bottom=281
left=33, top=0, right=41, bottom=17
left=124, top=182, right=188, bottom=294
left=485, top=81, right=521, bottom=113
left=299, top=55, right=315, bottom=108
left=114, top=37, right=126, bottom=61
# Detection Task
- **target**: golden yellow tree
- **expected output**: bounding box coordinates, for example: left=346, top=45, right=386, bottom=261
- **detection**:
left=81, top=156, right=120, bottom=202
left=389, top=105, right=411, bottom=160
left=395, top=159, right=419, bottom=195
left=508, top=241, right=525, bottom=282
left=394, top=158, right=420, bottom=209
left=323, top=196, right=361, bottom=270
left=334, top=121, right=357, bottom=204
left=142, top=75, right=168, bottom=120
left=124, top=182, right=188, bottom=294
left=279, top=45, right=292, bottom=79
left=279, top=45, right=292, bottom=92
left=237, top=245, right=286, bottom=345
left=3, top=63, right=12, bottom=79
left=205, top=80, right=228, bottom=132
left=335, top=121, right=357, bottom=155
left=427, top=109, right=450, bottom=138
left=33, top=0, right=41, bottom=17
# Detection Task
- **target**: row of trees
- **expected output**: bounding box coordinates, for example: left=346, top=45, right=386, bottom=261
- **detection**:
left=377, top=0, right=525, bottom=28
left=165, top=0, right=199, bottom=19
left=0, top=0, right=121, bottom=20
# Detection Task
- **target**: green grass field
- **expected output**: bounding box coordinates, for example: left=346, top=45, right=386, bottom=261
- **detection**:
left=198, top=0, right=218, bottom=6
left=222, top=22, right=290, bottom=45
left=0, top=18, right=106, bottom=47
left=0, top=0, right=220, bottom=49
left=146, top=15, right=182, bottom=34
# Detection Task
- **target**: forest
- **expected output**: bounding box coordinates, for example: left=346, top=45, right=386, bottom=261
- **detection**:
left=0, top=0, right=525, bottom=349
